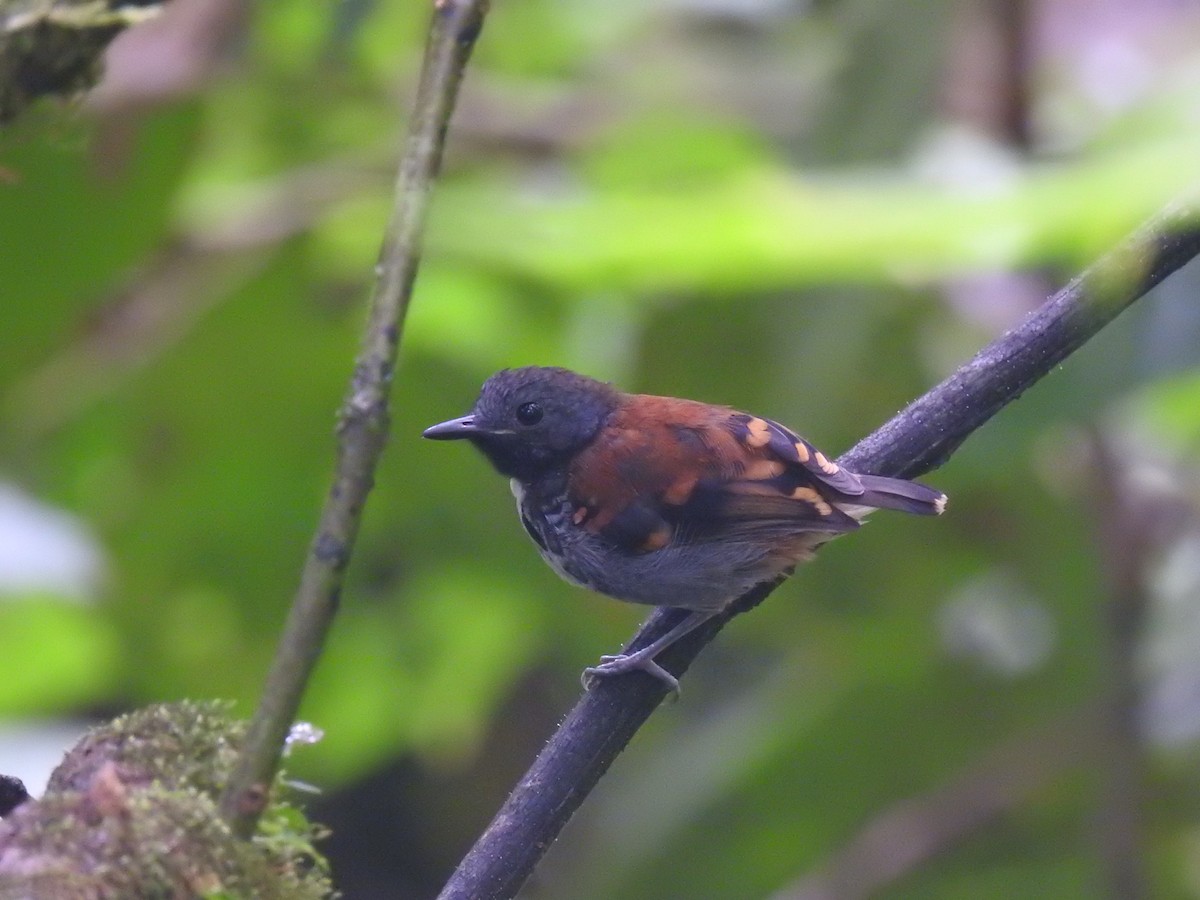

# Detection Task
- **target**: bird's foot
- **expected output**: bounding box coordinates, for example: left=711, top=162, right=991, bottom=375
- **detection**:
left=582, top=652, right=680, bottom=697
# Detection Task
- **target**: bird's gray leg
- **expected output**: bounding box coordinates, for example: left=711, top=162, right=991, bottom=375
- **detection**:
left=582, top=609, right=717, bottom=696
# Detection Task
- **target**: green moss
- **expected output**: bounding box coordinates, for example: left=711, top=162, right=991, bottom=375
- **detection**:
left=0, top=701, right=333, bottom=899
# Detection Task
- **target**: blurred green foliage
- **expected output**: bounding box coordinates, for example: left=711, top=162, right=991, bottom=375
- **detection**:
left=3, top=1, right=1200, bottom=898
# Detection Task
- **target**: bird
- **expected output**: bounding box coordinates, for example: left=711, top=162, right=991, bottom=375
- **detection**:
left=424, top=366, right=946, bottom=695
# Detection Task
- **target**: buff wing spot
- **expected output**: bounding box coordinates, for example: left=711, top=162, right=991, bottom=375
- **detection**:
left=638, top=525, right=673, bottom=552
left=791, top=486, right=833, bottom=516
left=663, top=474, right=699, bottom=506
left=743, top=416, right=772, bottom=448
left=742, top=459, right=786, bottom=481
left=813, top=451, right=840, bottom=475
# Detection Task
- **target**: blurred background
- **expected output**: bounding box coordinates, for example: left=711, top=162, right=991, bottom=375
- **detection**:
left=3, top=0, right=1200, bottom=896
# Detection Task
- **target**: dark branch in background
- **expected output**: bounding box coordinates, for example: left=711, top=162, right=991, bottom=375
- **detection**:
left=218, top=0, right=491, bottom=838
left=1089, top=433, right=1170, bottom=900
left=767, top=428, right=1192, bottom=900
left=776, top=708, right=1098, bottom=900
left=439, top=202, right=1200, bottom=900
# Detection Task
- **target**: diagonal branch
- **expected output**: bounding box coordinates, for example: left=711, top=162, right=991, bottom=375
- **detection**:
left=218, top=0, right=491, bottom=838
left=437, top=198, right=1200, bottom=900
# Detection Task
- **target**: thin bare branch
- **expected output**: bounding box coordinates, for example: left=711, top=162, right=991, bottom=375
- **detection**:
left=218, top=0, right=490, bottom=838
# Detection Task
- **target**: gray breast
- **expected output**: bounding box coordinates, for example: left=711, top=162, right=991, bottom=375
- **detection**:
left=512, top=479, right=786, bottom=612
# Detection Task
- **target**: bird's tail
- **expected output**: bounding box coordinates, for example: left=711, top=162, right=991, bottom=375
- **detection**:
left=853, top=474, right=947, bottom=517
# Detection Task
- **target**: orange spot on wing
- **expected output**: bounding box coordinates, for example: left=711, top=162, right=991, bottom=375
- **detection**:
left=793, top=441, right=810, bottom=463
left=744, top=417, right=772, bottom=448
left=663, top=474, right=699, bottom=505
left=572, top=507, right=589, bottom=525
left=638, top=526, right=672, bottom=552
left=813, top=451, right=839, bottom=474
left=791, top=486, right=833, bottom=516
left=743, top=459, right=785, bottom=480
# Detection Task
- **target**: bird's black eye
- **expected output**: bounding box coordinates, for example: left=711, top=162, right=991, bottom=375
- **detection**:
left=516, top=401, right=543, bottom=426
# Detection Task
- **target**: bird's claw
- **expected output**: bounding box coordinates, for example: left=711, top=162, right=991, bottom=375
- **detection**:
left=581, top=653, right=681, bottom=697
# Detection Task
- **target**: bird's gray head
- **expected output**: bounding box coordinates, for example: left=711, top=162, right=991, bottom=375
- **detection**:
left=423, top=366, right=619, bottom=481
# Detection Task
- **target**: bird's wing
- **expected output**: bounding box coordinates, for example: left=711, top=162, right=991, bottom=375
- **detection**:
left=567, top=397, right=861, bottom=554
